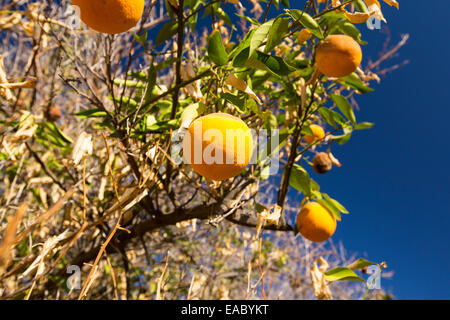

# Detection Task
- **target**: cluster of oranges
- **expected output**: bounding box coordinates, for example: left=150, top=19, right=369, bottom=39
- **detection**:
left=74, top=1, right=362, bottom=243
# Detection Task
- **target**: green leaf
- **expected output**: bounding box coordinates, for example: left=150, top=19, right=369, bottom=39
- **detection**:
left=180, top=102, right=207, bottom=124
left=260, top=165, right=271, bottom=180
left=287, top=9, right=323, bottom=39
left=273, top=0, right=280, bottom=10
left=330, top=94, right=356, bottom=125
left=338, top=73, right=374, bottom=94
left=245, top=50, right=296, bottom=76
left=355, top=122, right=374, bottom=130
left=347, top=258, right=378, bottom=270
left=316, top=197, right=341, bottom=221
left=318, top=107, right=336, bottom=128
left=215, top=7, right=232, bottom=26
left=265, top=18, right=290, bottom=53
left=289, top=164, right=311, bottom=197
left=134, top=119, right=178, bottom=135
left=207, top=29, right=228, bottom=66
left=155, top=57, right=178, bottom=71
left=258, top=129, right=289, bottom=163
left=250, top=20, right=274, bottom=57
left=223, top=92, right=246, bottom=112
left=113, top=79, right=145, bottom=88
left=319, top=11, right=346, bottom=29
left=354, top=0, right=369, bottom=13
left=230, top=29, right=256, bottom=62
left=324, top=267, right=365, bottom=282
left=281, top=0, right=290, bottom=8
left=45, top=122, right=73, bottom=144
left=318, top=107, right=347, bottom=128
left=127, top=71, right=147, bottom=81
left=338, top=21, right=367, bottom=45
left=164, top=0, right=176, bottom=18
left=235, top=14, right=260, bottom=26
left=255, top=203, right=268, bottom=213
left=110, top=96, right=138, bottom=110
left=333, top=132, right=352, bottom=145
left=155, top=21, right=178, bottom=47
left=322, top=193, right=349, bottom=214
left=146, top=63, right=157, bottom=95
left=133, top=30, right=147, bottom=48
left=322, top=193, right=348, bottom=217
left=38, top=122, right=73, bottom=148
left=76, top=108, right=107, bottom=119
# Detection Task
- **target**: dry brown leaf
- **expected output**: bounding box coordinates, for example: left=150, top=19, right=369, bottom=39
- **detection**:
left=0, top=55, right=13, bottom=102
left=180, top=61, right=203, bottom=101
left=0, top=203, right=28, bottom=276
left=225, top=74, right=262, bottom=105
left=363, top=0, right=387, bottom=22
left=72, top=132, right=93, bottom=166
left=255, top=204, right=281, bottom=238
left=310, top=257, right=333, bottom=300
left=14, top=188, right=75, bottom=246
left=0, top=78, right=37, bottom=89
left=344, top=11, right=375, bottom=24
left=327, top=151, right=342, bottom=167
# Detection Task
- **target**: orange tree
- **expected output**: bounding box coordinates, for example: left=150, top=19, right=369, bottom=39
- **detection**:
left=0, top=0, right=403, bottom=299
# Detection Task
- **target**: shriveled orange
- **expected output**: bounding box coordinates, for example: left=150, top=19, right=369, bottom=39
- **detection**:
left=182, top=113, right=254, bottom=181
left=296, top=202, right=336, bottom=242
left=315, top=34, right=362, bottom=78
left=72, top=0, right=145, bottom=34
left=304, top=124, right=325, bottom=145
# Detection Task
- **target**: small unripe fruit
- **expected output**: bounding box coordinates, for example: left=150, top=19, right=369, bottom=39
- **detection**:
left=315, top=34, right=362, bottom=78
left=304, top=124, right=325, bottom=145
left=312, top=152, right=332, bottom=174
left=46, top=106, right=62, bottom=122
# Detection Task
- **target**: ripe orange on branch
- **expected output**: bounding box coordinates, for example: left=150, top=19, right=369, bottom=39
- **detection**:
left=315, top=34, right=362, bottom=78
left=182, top=113, right=254, bottom=181
left=72, top=0, right=145, bottom=34
left=296, top=202, right=336, bottom=242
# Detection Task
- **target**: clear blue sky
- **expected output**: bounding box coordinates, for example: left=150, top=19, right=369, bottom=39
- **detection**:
left=311, top=2, right=450, bottom=299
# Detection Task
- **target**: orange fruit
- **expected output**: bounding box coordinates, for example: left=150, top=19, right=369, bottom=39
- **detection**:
left=315, top=34, right=362, bottom=78
left=296, top=202, right=336, bottom=242
left=182, top=113, right=254, bottom=181
left=72, top=0, right=145, bottom=34
left=304, top=124, right=325, bottom=145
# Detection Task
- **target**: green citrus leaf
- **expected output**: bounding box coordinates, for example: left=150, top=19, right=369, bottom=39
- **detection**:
left=338, top=73, right=374, bottom=94
left=155, top=21, right=178, bottom=47
left=355, top=122, right=375, bottom=130
left=324, top=267, right=365, bottom=282
left=76, top=108, right=107, bottom=119
left=207, top=29, right=228, bottom=66
left=347, top=258, right=378, bottom=270
left=330, top=94, right=356, bottom=125
left=316, top=196, right=341, bottom=221
left=287, top=9, right=323, bottom=39
left=265, top=18, right=290, bottom=53
left=250, top=20, right=274, bottom=57
left=289, top=164, right=312, bottom=197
